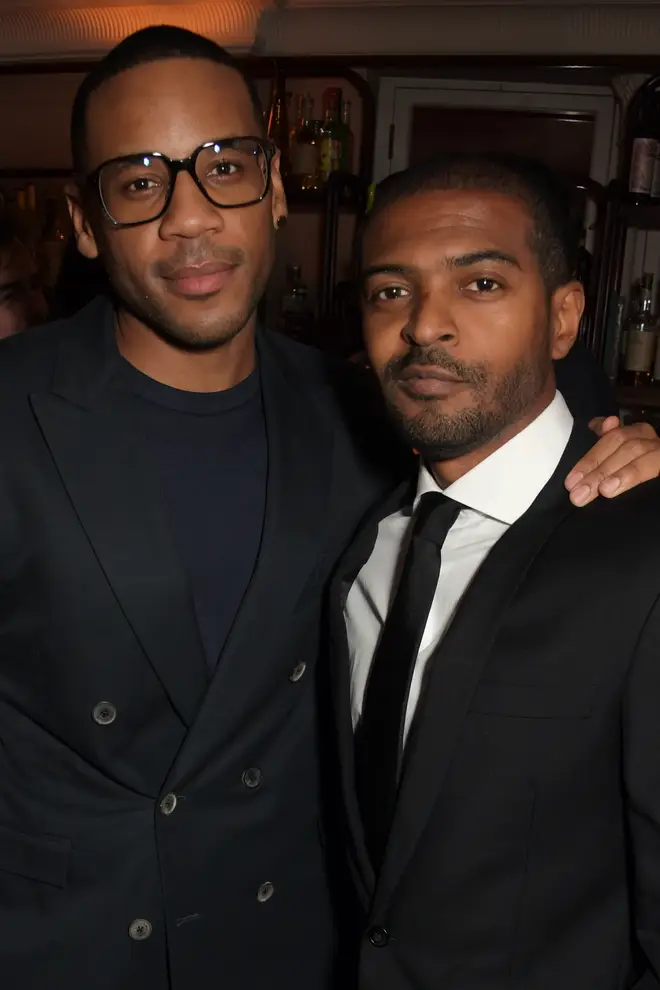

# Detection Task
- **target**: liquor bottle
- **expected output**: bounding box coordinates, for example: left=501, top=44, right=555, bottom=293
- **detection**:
left=290, top=95, right=321, bottom=193
left=622, top=273, right=657, bottom=385
left=11, top=187, right=39, bottom=249
left=266, top=70, right=291, bottom=176
left=319, top=87, right=343, bottom=184
left=290, top=93, right=304, bottom=148
left=340, top=99, right=355, bottom=174
left=630, top=91, right=658, bottom=203
left=278, top=264, right=315, bottom=343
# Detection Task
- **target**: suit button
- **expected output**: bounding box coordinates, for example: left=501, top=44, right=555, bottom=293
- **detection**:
left=242, top=768, right=263, bottom=789
left=257, top=881, right=275, bottom=903
left=289, top=662, right=307, bottom=683
left=129, top=918, right=152, bottom=941
left=92, top=702, right=116, bottom=725
left=159, top=793, right=177, bottom=816
left=368, top=926, right=389, bottom=947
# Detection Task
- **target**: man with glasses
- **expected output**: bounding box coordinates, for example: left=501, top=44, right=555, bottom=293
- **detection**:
left=0, top=24, right=658, bottom=990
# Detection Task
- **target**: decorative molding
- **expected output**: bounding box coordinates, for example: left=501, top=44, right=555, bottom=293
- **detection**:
left=0, top=1, right=271, bottom=62
left=256, top=3, right=660, bottom=56
left=281, top=0, right=660, bottom=5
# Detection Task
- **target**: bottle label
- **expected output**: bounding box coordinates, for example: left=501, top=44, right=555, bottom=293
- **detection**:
left=630, top=138, right=658, bottom=195
left=320, top=138, right=341, bottom=177
left=624, top=329, right=657, bottom=372
left=652, top=150, right=660, bottom=199
left=653, top=336, right=660, bottom=380
left=291, top=142, right=318, bottom=177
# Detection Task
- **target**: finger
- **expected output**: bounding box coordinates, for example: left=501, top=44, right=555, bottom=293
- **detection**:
left=565, top=423, right=657, bottom=491
left=568, top=439, right=659, bottom=505
left=598, top=449, right=660, bottom=497
left=587, top=415, right=619, bottom=436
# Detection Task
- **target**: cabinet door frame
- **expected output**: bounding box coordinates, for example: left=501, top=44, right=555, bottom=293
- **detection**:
left=373, top=77, right=618, bottom=186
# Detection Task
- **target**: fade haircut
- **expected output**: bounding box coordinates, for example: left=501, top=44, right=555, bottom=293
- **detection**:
left=70, top=24, right=264, bottom=175
left=364, top=153, right=579, bottom=293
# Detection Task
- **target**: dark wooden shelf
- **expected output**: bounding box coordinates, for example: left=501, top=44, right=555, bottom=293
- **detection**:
left=284, top=173, right=366, bottom=214
left=620, top=196, right=660, bottom=231
left=616, top=384, right=660, bottom=408
left=0, top=168, right=70, bottom=179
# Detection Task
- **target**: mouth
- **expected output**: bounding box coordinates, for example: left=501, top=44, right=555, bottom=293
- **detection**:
left=163, top=261, right=237, bottom=299
left=397, top=365, right=468, bottom=398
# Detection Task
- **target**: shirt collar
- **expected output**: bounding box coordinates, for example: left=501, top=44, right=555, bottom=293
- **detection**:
left=414, top=391, right=574, bottom=526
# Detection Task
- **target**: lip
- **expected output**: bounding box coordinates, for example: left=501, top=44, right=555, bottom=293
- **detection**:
left=398, top=365, right=467, bottom=398
left=164, top=261, right=237, bottom=298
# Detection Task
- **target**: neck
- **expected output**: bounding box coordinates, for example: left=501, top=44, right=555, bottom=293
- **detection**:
left=430, top=384, right=556, bottom=488
left=115, top=309, right=257, bottom=393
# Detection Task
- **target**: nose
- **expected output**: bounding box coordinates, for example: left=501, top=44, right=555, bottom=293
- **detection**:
left=158, top=170, right=225, bottom=239
left=404, top=287, right=458, bottom=348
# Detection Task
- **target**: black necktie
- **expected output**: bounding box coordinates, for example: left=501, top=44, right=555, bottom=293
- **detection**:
left=355, top=491, right=462, bottom=872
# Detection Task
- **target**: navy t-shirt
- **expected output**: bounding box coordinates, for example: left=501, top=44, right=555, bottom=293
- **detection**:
left=118, top=359, right=267, bottom=671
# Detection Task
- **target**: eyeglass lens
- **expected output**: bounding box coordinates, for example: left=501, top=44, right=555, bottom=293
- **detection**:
left=98, top=138, right=269, bottom=225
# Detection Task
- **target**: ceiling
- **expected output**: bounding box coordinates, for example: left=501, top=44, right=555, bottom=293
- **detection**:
left=3, top=0, right=660, bottom=63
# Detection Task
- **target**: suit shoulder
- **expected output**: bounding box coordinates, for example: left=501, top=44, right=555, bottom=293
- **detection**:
left=0, top=317, right=67, bottom=397
left=260, top=329, right=348, bottom=383
left=575, top=476, right=660, bottom=545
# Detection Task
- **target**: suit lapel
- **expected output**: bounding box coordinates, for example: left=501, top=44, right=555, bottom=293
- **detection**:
left=30, top=298, right=208, bottom=727
left=372, top=424, right=594, bottom=914
left=328, top=479, right=415, bottom=904
left=170, top=330, right=335, bottom=781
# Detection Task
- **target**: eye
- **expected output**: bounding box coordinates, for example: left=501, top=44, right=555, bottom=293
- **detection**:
left=123, top=176, right=162, bottom=195
left=368, top=285, right=411, bottom=304
left=209, top=160, right=242, bottom=179
left=465, top=277, right=502, bottom=294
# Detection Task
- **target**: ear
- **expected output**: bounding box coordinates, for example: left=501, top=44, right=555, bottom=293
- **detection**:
left=550, top=280, right=585, bottom=360
left=269, top=149, right=288, bottom=229
left=65, top=182, right=100, bottom=261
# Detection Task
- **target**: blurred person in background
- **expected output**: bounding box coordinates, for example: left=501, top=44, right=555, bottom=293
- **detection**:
left=0, top=217, right=48, bottom=338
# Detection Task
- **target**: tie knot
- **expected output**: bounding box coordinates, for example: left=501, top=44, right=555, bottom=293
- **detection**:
left=412, top=491, right=462, bottom=545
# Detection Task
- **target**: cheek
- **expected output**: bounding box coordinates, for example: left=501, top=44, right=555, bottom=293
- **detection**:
left=362, top=307, right=407, bottom=362
left=102, top=228, right=158, bottom=282
left=455, top=296, right=537, bottom=361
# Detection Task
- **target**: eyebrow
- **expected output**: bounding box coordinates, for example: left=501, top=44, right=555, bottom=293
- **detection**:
left=362, top=250, right=522, bottom=282
left=447, top=250, right=521, bottom=270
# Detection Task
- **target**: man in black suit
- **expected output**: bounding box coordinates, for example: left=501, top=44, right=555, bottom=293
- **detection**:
left=0, top=29, right=657, bottom=990
left=332, top=154, right=660, bottom=989
left=0, top=26, right=404, bottom=990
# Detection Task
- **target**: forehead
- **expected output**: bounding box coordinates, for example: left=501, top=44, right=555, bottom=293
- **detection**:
left=85, top=57, right=257, bottom=166
left=363, top=188, right=534, bottom=269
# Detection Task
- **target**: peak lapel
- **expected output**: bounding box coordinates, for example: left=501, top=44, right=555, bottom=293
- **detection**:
left=372, top=424, right=594, bottom=914
left=170, top=332, right=335, bottom=781
left=328, top=479, right=415, bottom=903
left=30, top=299, right=208, bottom=727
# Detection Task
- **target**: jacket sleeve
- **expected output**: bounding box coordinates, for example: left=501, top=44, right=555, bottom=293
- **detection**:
left=623, top=591, right=660, bottom=987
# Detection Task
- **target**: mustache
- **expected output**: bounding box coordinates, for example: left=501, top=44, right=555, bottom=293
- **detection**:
left=384, top=345, right=489, bottom=390
left=155, top=244, right=245, bottom=278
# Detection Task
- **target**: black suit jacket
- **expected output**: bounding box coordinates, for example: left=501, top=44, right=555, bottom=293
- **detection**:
left=0, top=297, right=406, bottom=990
left=330, top=424, right=660, bottom=990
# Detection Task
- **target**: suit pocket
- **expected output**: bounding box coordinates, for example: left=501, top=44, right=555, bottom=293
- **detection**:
left=0, top=822, right=71, bottom=888
left=470, top=681, right=593, bottom=719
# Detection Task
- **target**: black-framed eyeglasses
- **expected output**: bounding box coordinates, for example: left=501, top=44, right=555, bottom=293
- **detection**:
left=86, top=136, right=276, bottom=228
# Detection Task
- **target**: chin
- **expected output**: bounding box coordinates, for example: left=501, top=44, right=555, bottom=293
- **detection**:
left=163, top=319, right=248, bottom=352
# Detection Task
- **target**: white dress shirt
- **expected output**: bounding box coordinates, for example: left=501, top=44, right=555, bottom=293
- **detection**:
left=345, top=390, right=574, bottom=744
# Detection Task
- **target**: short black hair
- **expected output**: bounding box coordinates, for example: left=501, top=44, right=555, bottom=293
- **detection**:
left=70, top=24, right=263, bottom=174
left=364, top=153, right=579, bottom=292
